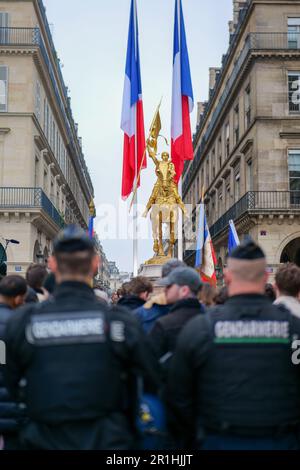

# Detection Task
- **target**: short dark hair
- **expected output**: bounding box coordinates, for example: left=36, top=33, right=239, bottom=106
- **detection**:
left=26, top=264, right=48, bottom=290
left=275, top=264, right=300, bottom=297
left=55, top=250, right=95, bottom=276
left=127, top=277, right=153, bottom=296
left=265, top=283, right=276, bottom=303
left=0, top=275, right=27, bottom=298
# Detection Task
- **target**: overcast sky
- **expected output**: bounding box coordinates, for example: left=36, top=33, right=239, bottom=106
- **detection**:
left=43, top=0, right=233, bottom=272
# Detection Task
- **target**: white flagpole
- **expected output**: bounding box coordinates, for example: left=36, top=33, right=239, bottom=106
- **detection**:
left=133, top=0, right=138, bottom=277
left=177, top=0, right=184, bottom=262
left=178, top=177, right=183, bottom=261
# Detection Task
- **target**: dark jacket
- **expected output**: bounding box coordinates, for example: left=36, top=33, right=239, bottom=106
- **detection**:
left=149, top=297, right=205, bottom=361
left=118, top=295, right=145, bottom=311
left=0, top=304, right=24, bottom=436
left=4, top=281, right=160, bottom=450
left=134, top=293, right=171, bottom=333
left=166, top=294, right=300, bottom=447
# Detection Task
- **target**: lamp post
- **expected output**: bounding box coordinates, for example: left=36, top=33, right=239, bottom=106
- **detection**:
left=0, top=238, right=20, bottom=266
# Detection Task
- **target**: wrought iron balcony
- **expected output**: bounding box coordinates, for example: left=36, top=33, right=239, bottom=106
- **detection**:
left=0, top=187, right=65, bottom=229
left=209, top=191, right=300, bottom=239
left=184, top=31, right=300, bottom=195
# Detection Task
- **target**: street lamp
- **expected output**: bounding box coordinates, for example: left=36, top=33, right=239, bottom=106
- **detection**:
left=0, top=238, right=20, bottom=266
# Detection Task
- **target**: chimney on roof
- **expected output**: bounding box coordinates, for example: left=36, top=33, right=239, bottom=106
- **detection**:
left=228, top=20, right=235, bottom=35
left=197, top=102, right=206, bottom=126
left=233, top=0, right=248, bottom=29
left=209, top=67, right=221, bottom=92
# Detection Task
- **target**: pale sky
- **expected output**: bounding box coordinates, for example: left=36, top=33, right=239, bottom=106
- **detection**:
left=43, top=0, right=233, bottom=272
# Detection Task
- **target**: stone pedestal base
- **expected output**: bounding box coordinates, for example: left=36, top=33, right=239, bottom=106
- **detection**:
left=138, top=263, right=164, bottom=288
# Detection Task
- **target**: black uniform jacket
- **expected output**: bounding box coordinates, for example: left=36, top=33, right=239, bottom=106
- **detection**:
left=4, top=281, right=160, bottom=450
left=166, top=294, right=300, bottom=446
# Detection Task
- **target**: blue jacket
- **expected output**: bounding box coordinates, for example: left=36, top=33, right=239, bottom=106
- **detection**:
left=134, top=294, right=171, bottom=333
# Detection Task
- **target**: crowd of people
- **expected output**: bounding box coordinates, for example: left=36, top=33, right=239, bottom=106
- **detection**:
left=1, top=225, right=300, bottom=450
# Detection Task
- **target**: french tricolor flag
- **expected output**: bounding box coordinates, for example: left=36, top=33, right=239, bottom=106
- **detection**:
left=171, top=0, right=194, bottom=183
left=195, top=202, right=217, bottom=286
left=121, top=0, right=146, bottom=199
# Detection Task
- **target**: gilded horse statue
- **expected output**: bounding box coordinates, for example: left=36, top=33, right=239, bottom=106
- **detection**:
left=143, top=139, right=186, bottom=265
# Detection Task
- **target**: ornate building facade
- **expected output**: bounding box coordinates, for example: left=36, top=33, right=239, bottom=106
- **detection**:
left=0, top=0, right=94, bottom=274
left=183, top=0, right=300, bottom=280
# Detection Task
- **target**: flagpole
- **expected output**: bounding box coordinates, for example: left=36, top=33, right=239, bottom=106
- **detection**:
left=177, top=178, right=183, bottom=261
left=133, top=0, right=138, bottom=277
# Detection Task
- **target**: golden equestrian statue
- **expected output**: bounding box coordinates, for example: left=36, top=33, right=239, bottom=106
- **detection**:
left=142, top=108, right=187, bottom=265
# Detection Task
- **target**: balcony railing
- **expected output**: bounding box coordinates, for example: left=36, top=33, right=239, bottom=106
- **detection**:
left=0, top=187, right=64, bottom=229
left=0, top=26, right=93, bottom=198
left=209, top=191, right=300, bottom=239
left=183, top=31, right=300, bottom=195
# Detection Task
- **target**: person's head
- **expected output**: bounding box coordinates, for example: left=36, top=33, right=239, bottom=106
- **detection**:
left=24, top=287, right=39, bottom=304
left=111, top=292, right=119, bottom=304
left=161, top=259, right=186, bottom=278
left=26, top=264, right=48, bottom=291
left=159, top=267, right=202, bottom=304
left=118, top=282, right=130, bottom=298
left=224, top=241, right=268, bottom=297
left=265, top=283, right=276, bottom=303
left=275, top=264, right=300, bottom=299
left=43, top=272, right=56, bottom=295
left=48, top=225, right=99, bottom=285
left=161, top=152, right=169, bottom=162
left=214, top=286, right=229, bottom=305
left=127, top=276, right=153, bottom=301
left=0, top=275, right=27, bottom=309
left=199, top=282, right=216, bottom=307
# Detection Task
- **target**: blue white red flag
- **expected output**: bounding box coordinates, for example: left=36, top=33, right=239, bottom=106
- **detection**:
left=121, top=0, right=146, bottom=199
left=171, top=0, right=194, bottom=183
left=228, top=219, right=240, bottom=255
left=195, top=203, right=217, bottom=285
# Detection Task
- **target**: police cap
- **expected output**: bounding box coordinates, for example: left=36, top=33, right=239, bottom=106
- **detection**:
left=53, top=225, right=95, bottom=254
left=229, top=240, right=265, bottom=261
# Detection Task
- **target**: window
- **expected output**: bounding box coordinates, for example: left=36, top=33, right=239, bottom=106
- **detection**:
left=245, top=84, right=251, bottom=128
left=289, top=150, right=300, bottom=191
left=206, top=159, right=210, bottom=189
left=246, top=159, right=253, bottom=191
left=35, top=81, right=41, bottom=122
left=225, top=123, right=230, bottom=158
left=234, top=166, right=240, bottom=202
left=225, top=175, right=231, bottom=209
left=234, top=104, right=239, bottom=144
left=0, top=66, right=8, bottom=112
left=289, top=150, right=300, bottom=204
left=288, top=18, right=300, bottom=49
left=0, top=12, right=9, bottom=43
left=288, top=72, right=300, bottom=113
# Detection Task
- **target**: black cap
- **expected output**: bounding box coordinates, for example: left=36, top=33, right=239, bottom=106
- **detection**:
left=158, top=267, right=202, bottom=294
left=229, top=240, right=265, bottom=261
left=53, top=225, right=95, bottom=254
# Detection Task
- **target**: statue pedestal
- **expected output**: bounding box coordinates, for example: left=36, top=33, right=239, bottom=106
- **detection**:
left=138, top=263, right=164, bottom=289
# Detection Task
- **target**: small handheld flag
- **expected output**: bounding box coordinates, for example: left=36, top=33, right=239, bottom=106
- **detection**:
left=228, top=219, right=240, bottom=255
left=195, top=199, right=217, bottom=285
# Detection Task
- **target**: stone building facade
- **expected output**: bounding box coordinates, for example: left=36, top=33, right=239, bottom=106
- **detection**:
left=0, top=0, right=94, bottom=274
left=183, top=0, right=300, bottom=281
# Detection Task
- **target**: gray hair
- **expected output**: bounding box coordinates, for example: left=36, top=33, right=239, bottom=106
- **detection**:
left=162, top=259, right=186, bottom=278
